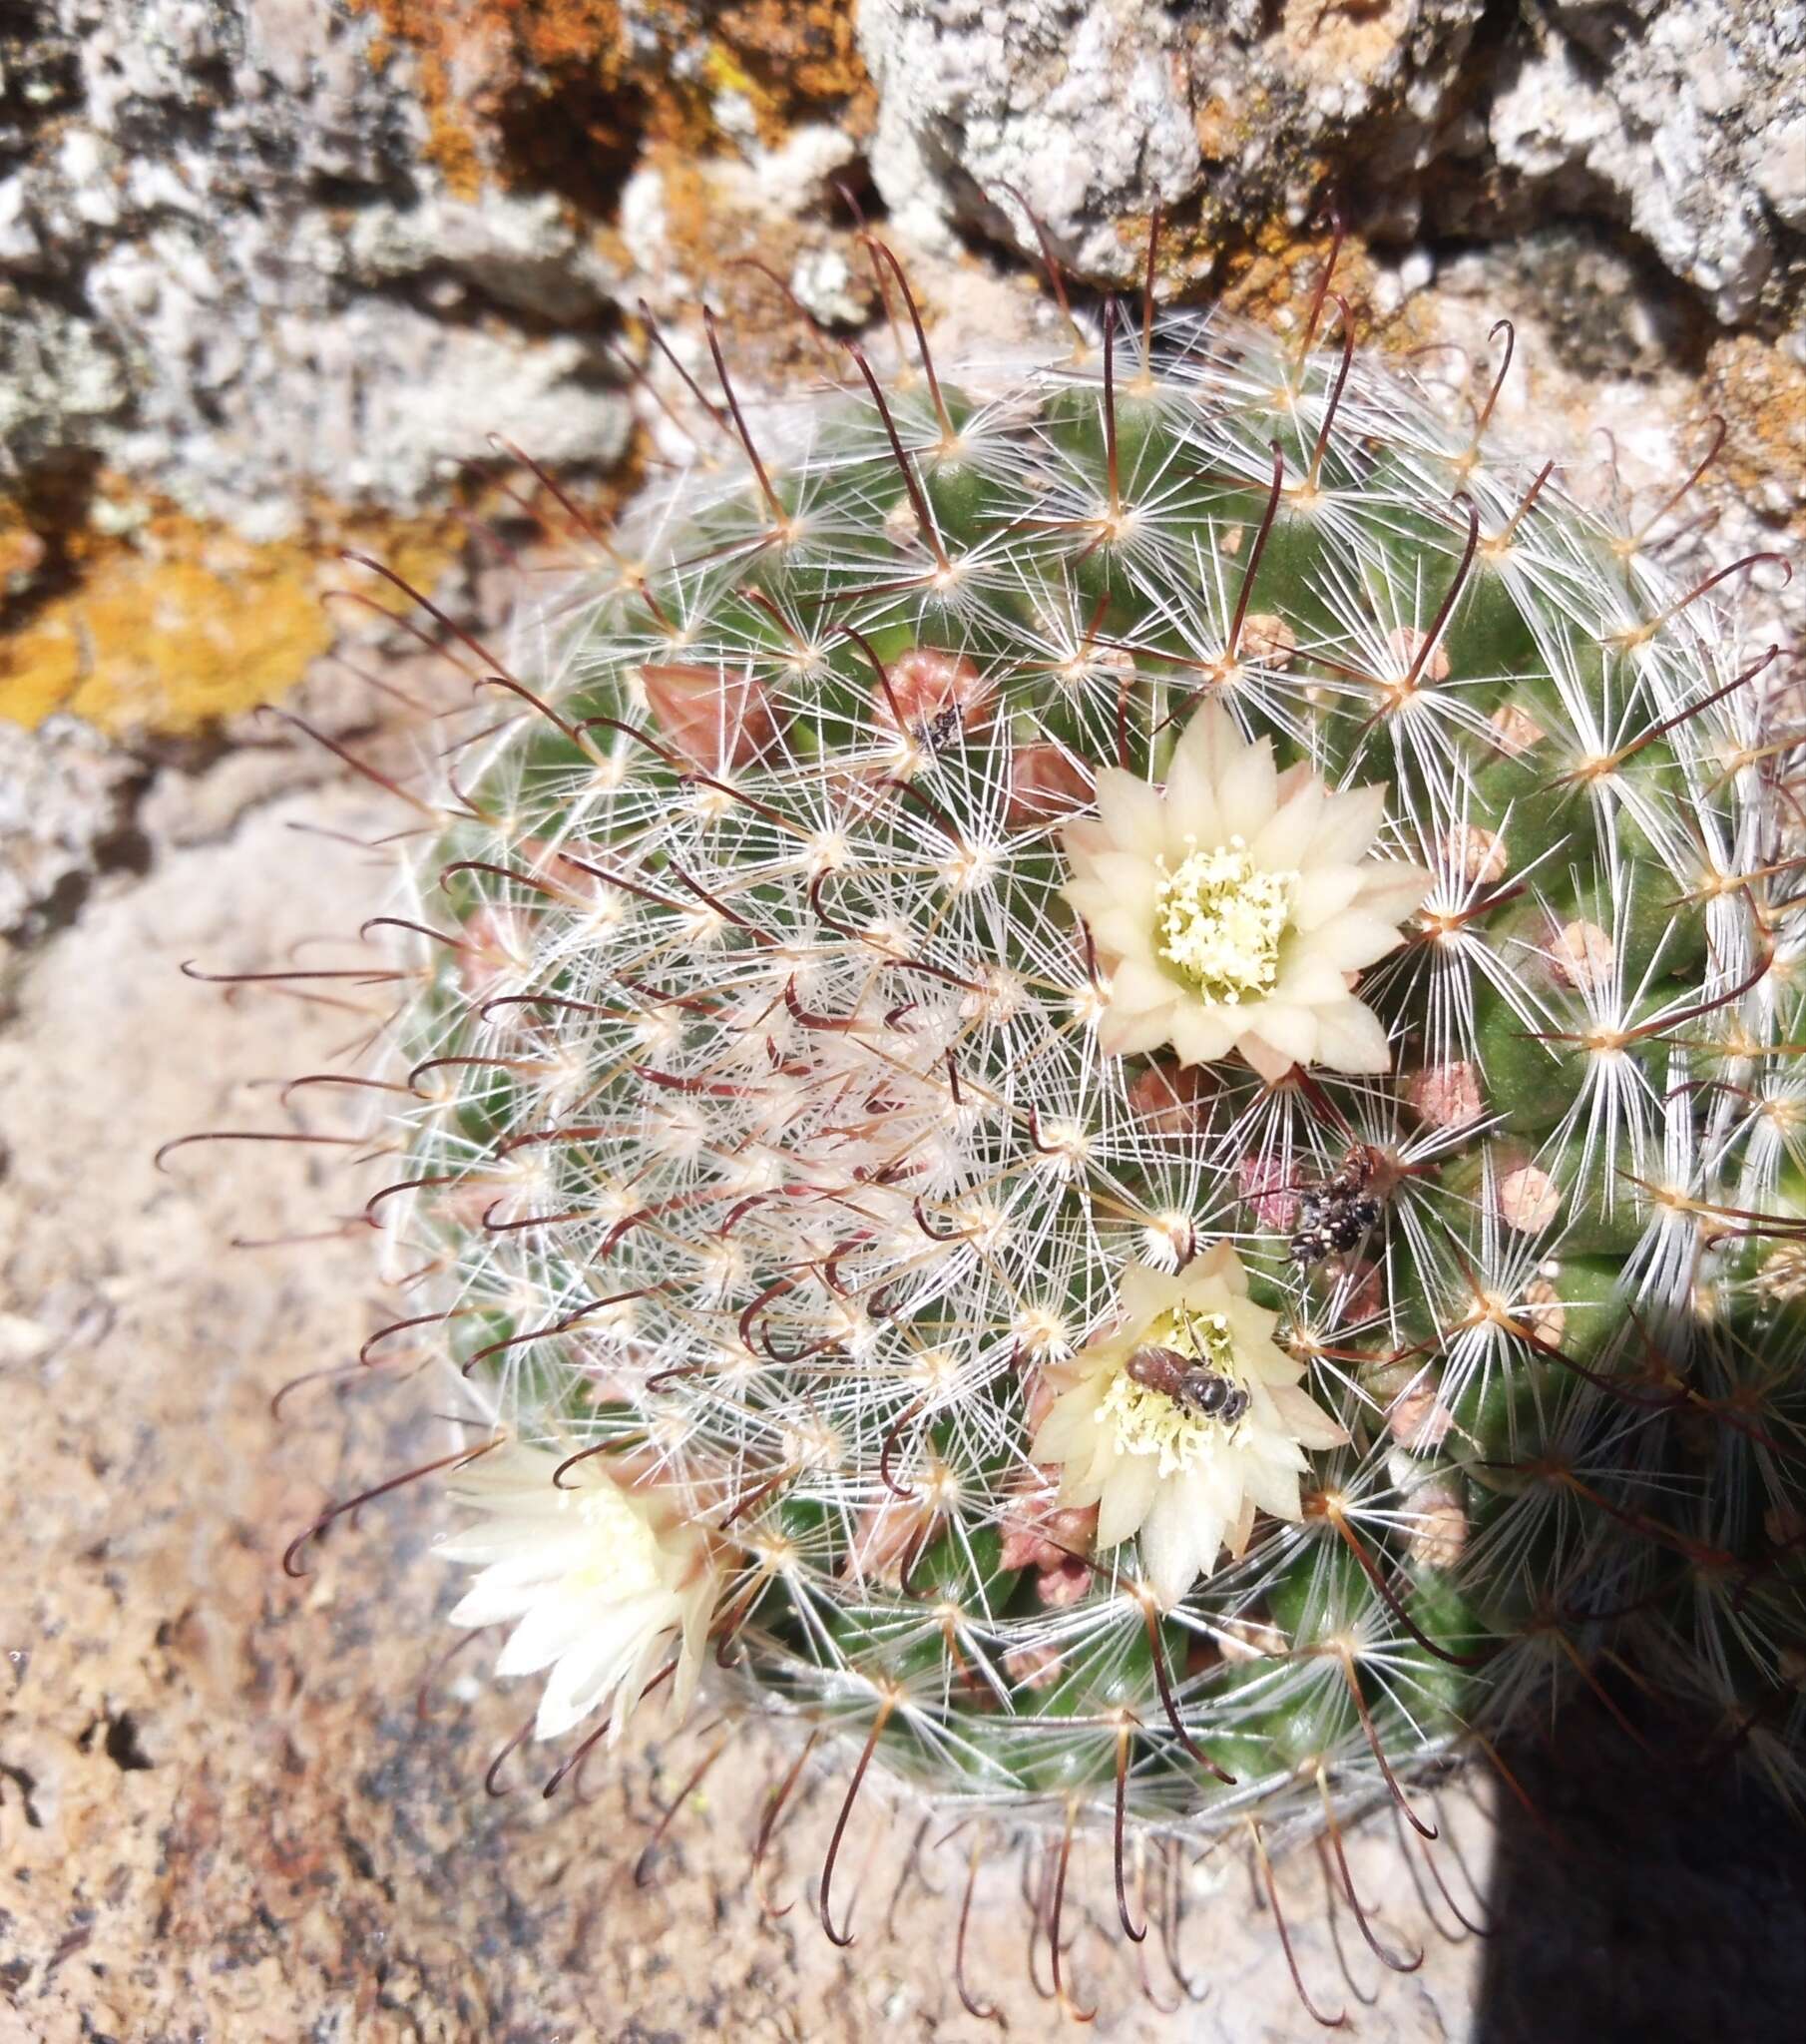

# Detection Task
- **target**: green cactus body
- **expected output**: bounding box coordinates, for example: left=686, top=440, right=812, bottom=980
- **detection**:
left=368, top=299, right=1802, bottom=1910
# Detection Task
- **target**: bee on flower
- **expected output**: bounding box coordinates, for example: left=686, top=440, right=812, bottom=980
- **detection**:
left=1060, top=701, right=1431, bottom=1079
left=1030, top=1247, right=1348, bottom=1609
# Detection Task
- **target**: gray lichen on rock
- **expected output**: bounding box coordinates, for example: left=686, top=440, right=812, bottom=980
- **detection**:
left=1, top=1, right=632, bottom=534
left=857, top=0, right=1804, bottom=335
left=1484, top=0, right=1806, bottom=324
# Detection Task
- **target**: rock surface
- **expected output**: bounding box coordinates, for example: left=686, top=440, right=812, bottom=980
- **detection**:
left=1484, top=0, right=1806, bottom=323
left=1, top=2, right=634, bottom=526
left=859, top=0, right=1806, bottom=325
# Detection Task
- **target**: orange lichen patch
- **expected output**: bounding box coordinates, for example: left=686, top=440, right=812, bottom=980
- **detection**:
left=0, top=503, right=49, bottom=592
left=1108, top=209, right=1392, bottom=329
left=1700, top=334, right=1806, bottom=526
left=1113, top=208, right=1222, bottom=299
left=1190, top=94, right=1251, bottom=167
left=354, top=1, right=870, bottom=206
left=1277, top=0, right=1414, bottom=86
left=0, top=501, right=462, bottom=737
left=1216, top=222, right=1385, bottom=330
left=712, top=0, right=875, bottom=144
left=355, top=0, right=636, bottom=203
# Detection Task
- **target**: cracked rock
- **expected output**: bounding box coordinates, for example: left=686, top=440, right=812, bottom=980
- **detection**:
left=1, top=1, right=631, bottom=529
left=1485, top=0, right=1806, bottom=325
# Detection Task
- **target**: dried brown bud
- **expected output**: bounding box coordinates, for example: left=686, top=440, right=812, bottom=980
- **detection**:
left=1388, top=625, right=1451, bottom=684
left=1487, top=703, right=1546, bottom=758
left=1239, top=614, right=1298, bottom=668
left=1497, top=1162, right=1563, bottom=1234
left=1548, top=919, right=1614, bottom=995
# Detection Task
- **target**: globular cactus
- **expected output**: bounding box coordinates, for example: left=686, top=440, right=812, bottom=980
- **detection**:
left=237, top=236, right=1804, bottom=2014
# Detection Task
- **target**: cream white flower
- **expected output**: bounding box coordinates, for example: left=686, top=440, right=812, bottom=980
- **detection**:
left=440, top=1439, right=720, bottom=1743
left=1029, top=1247, right=1348, bottom=1609
left=1060, top=702, right=1431, bottom=1080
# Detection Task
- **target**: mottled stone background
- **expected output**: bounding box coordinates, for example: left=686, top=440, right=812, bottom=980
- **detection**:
left=1, top=3, right=1802, bottom=2039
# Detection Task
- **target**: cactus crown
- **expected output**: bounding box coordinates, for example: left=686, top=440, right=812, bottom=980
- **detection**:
left=267, top=256, right=1802, bottom=2006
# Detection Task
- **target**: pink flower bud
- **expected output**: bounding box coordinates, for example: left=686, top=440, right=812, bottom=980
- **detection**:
left=1004, top=742, right=1093, bottom=825
left=1127, top=1058, right=1215, bottom=1135
left=1003, top=1643, right=1064, bottom=1691
left=1035, top=1554, right=1095, bottom=1607
left=998, top=1464, right=1099, bottom=1572
left=842, top=1497, right=935, bottom=1588
left=641, top=662, right=781, bottom=772
left=1238, top=1150, right=1301, bottom=1231
left=872, top=648, right=994, bottom=747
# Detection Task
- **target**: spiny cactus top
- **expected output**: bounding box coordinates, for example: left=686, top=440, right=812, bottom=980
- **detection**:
left=256, top=268, right=1803, bottom=2006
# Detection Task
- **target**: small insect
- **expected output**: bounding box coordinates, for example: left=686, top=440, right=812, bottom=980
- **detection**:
left=1289, top=1145, right=1387, bottom=1267
left=1124, top=1344, right=1250, bottom=1425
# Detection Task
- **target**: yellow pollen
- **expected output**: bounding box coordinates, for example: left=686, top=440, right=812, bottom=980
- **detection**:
left=1153, top=837, right=1294, bottom=1003
left=1096, top=1309, right=1245, bottom=1475
left=560, top=1483, right=664, bottom=1598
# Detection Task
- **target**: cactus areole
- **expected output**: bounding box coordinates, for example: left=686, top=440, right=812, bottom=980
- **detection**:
left=256, top=255, right=1803, bottom=2007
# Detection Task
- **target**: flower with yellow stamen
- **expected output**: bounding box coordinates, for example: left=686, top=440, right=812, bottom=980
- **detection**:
left=1030, top=1248, right=1348, bottom=1608
left=1060, top=702, right=1431, bottom=1079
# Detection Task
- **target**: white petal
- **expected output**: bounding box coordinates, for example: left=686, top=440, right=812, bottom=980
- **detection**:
left=1084, top=849, right=1164, bottom=903
left=1234, top=1001, right=1317, bottom=1064
left=1139, top=1486, right=1209, bottom=1608
left=496, top=1588, right=620, bottom=1679
left=1213, top=736, right=1279, bottom=843
left=1239, top=1453, right=1304, bottom=1523
left=1093, top=768, right=1168, bottom=858
left=1163, top=741, right=1222, bottom=845
left=1289, top=864, right=1363, bottom=931
left=1268, top=1381, right=1351, bottom=1449
left=1089, top=902, right=1160, bottom=959
left=1225, top=1495, right=1258, bottom=1559
left=1222, top=1294, right=1281, bottom=1350
left=1192, top=1242, right=1245, bottom=1294
left=1249, top=779, right=1322, bottom=867
left=1171, top=698, right=1237, bottom=787
left=541, top=1618, right=671, bottom=1743
left=1112, top=954, right=1183, bottom=1014
left=1311, top=998, right=1395, bottom=1073
left=1096, top=1452, right=1162, bottom=1547
left=1235, top=1028, right=1296, bottom=1083
left=1305, top=782, right=1388, bottom=864
left=1119, top=1261, right=1178, bottom=1321
left=447, top=1578, right=537, bottom=1629
left=1273, top=953, right=1350, bottom=1006
left=1356, top=861, right=1435, bottom=921
left=1098, top=1001, right=1180, bottom=1058
left=1032, top=1383, right=1105, bottom=1462
left=1165, top=1004, right=1241, bottom=1066
left=1309, top=913, right=1411, bottom=971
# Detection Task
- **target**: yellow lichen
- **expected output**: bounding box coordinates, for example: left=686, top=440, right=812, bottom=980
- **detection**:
left=0, top=499, right=462, bottom=737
